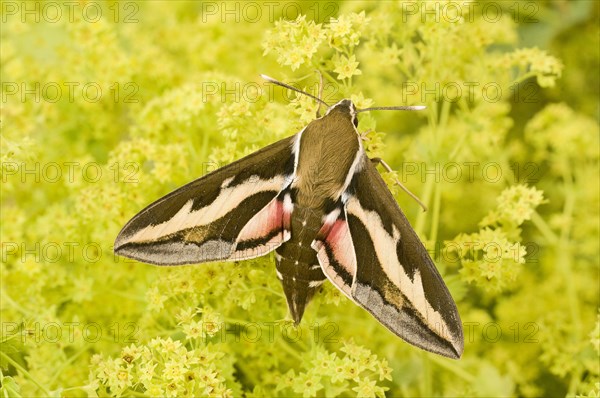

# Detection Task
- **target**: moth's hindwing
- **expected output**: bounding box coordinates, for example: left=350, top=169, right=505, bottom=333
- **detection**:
left=313, top=156, right=464, bottom=359
left=114, top=136, right=296, bottom=265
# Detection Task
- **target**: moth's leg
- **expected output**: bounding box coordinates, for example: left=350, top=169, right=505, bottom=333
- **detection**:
left=370, top=157, right=428, bottom=212
left=315, top=70, right=324, bottom=118
left=358, top=129, right=372, bottom=142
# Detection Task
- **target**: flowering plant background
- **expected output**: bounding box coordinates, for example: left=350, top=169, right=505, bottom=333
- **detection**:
left=1, top=1, right=598, bottom=397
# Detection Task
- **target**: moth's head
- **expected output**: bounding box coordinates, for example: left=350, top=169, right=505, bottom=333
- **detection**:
left=326, top=99, right=358, bottom=127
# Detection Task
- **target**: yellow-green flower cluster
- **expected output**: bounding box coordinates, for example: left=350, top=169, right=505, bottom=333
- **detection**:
left=447, top=185, right=545, bottom=292
left=525, top=103, right=599, bottom=174
left=93, top=338, right=236, bottom=397
left=180, top=307, right=223, bottom=340
left=288, top=90, right=321, bottom=126
left=504, top=47, right=563, bottom=87
left=275, top=341, right=391, bottom=398
left=448, top=228, right=526, bottom=292
left=333, top=54, right=362, bottom=80
left=327, top=12, right=368, bottom=50
left=481, top=184, right=546, bottom=227
left=263, top=15, right=326, bottom=71
left=263, top=12, right=368, bottom=79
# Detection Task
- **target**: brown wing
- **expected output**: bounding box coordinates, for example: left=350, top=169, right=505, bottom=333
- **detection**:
left=114, top=135, right=296, bottom=265
left=314, top=156, right=464, bottom=359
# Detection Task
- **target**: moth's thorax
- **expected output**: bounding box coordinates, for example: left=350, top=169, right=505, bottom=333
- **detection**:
left=293, top=108, right=361, bottom=209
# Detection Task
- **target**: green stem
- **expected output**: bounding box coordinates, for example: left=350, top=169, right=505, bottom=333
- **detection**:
left=415, top=100, right=449, bottom=240
left=415, top=178, right=434, bottom=238
left=276, top=338, right=303, bottom=360
left=0, top=351, right=51, bottom=396
left=1, top=331, right=22, bottom=344
left=554, top=166, right=581, bottom=396
left=420, top=351, right=432, bottom=396
left=430, top=181, right=442, bottom=244
left=198, top=123, right=210, bottom=164
left=122, top=389, right=147, bottom=397
left=428, top=100, right=450, bottom=243
left=448, top=132, right=468, bottom=160
left=438, top=100, right=451, bottom=142
left=397, top=62, right=414, bottom=81
left=49, top=346, right=88, bottom=385
left=530, top=211, right=558, bottom=245
left=60, top=384, right=94, bottom=392
left=427, top=102, right=439, bottom=135
left=0, top=292, right=33, bottom=316
left=311, top=65, right=338, bottom=87
left=429, top=355, right=476, bottom=382
left=247, top=286, right=285, bottom=298
left=414, top=104, right=438, bottom=237
left=106, top=288, right=145, bottom=302
left=559, top=167, right=581, bottom=336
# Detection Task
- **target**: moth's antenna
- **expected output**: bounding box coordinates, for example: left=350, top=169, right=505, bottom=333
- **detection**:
left=261, top=74, right=330, bottom=108
left=315, top=70, right=325, bottom=117
left=357, top=105, right=426, bottom=113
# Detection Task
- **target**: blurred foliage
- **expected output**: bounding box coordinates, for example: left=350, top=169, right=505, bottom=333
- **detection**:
left=1, top=1, right=598, bottom=397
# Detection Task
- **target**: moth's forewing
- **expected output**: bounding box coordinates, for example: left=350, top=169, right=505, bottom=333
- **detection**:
left=314, top=157, right=464, bottom=359
left=114, top=136, right=296, bottom=265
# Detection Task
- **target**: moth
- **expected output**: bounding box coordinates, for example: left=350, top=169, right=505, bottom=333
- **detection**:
left=114, top=76, right=464, bottom=359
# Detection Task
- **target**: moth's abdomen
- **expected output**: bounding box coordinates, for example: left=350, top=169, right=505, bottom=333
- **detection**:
left=275, top=206, right=326, bottom=324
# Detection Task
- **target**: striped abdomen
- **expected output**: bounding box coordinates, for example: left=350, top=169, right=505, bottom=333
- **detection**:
left=275, top=206, right=327, bottom=323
